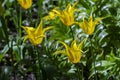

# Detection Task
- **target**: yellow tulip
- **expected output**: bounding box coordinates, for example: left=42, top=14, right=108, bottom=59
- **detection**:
left=54, top=39, right=85, bottom=63
left=53, top=3, right=77, bottom=26
left=43, top=11, right=57, bottom=20
left=45, top=2, right=78, bottom=26
left=22, top=20, right=52, bottom=45
left=78, top=16, right=102, bottom=35
left=18, top=0, right=32, bottom=9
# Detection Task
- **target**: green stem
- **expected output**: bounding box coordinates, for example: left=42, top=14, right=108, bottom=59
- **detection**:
left=19, top=7, right=22, bottom=38
left=85, top=35, right=93, bottom=79
left=94, top=53, right=97, bottom=79
left=13, top=1, right=19, bottom=33
left=37, top=46, right=41, bottom=80
left=12, top=18, right=19, bottom=30
left=75, top=63, right=83, bottom=80
left=65, top=0, right=68, bottom=6
left=81, top=66, right=84, bottom=80
left=34, top=46, right=41, bottom=80
left=89, top=35, right=97, bottom=79
left=38, top=0, right=43, bottom=19
left=32, top=46, right=37, bottom=79
left=70, top=27, right=74, bottom=40
left=77, top=67, right=81, bottom=80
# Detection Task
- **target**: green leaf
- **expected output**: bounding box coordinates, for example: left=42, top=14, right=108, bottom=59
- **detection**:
left=0, top=44, right=9, bottom=61
left=96, top=60, right=115, bottom=67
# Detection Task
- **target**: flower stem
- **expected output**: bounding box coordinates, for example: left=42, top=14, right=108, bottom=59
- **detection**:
left=17, top=7, right=22, bottom=45
left=89, top=35, right=98, bottom=79
left=37, top=46, right=41, bottom=80
left=38, top=0, right=43, bottom=19
left=70, top=27, right=74, bottom=40
left=19, top=7, right=22, bottom=38
left=34, top=46, right=41, bottom=80
left=77, top=67, right=81, bottom=80
left=75, top=63, right=83, bottom=80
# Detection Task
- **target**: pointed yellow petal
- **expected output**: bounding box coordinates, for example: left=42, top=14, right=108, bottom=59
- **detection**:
left=73, top=1, right=78, bottom=8
left=42, top=26, right=53, bottom=33
left=68, top=48, right=76, bottom=63
left=71, top=39, right=78, bottom=49
left=61, top=11, right=69, bottom=25
left=66, top=4, right=72, bottom=12
left=53, top=50, right=66, bottom=55
left=59, top=41, right=69, bottom=55
left=89, top=16, right=93, bottom=27
left=43, top=11, right=56, bottom=20
left=52, top=8, right=61, bottom=16
left=22, top=26, right=35, bottom=34
left=34, top=37, right=43, bottom=45
left=23, top=35, right=29, bottom=42
left=78, top=38, right=86, bottom=49
left=35, top=20, right=43, bottom=34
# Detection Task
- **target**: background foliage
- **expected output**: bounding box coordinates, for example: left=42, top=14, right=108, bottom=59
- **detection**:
left=0, top=0, right=120, bottom=80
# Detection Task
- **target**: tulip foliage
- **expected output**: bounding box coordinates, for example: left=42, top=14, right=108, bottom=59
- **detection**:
left=0, top=0, right=120, bottom=80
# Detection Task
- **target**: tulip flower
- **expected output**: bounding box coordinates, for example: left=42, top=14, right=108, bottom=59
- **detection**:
left=22, top=20, right=52, bottom=45
left=54, top=39, right=85, bottom=63
left=52, top=3, right=77, bottom=26
left=44, top=2, right=78, bottom=26
left=78, top=16, right=102, bottom=35
left=43, top=11, right=57, bottom=20
left=18, top=0, right=32, bottom=9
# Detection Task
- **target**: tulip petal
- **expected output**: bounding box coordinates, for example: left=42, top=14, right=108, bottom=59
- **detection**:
left=53, top=50, right=66, bottom=55
left=18, top=0, right=32, bottom=9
